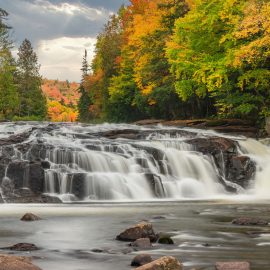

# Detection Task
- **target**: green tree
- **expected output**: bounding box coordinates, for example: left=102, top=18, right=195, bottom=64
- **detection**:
left=0, top=49, right=19, bottom=119
left=16, top=39, right=47, bottom=119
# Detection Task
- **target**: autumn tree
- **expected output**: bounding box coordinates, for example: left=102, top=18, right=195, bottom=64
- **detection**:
left=16, top=39, right=47, bottom=119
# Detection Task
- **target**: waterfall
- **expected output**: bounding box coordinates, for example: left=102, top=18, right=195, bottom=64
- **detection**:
left=1, top=122, right=270, bottom=202
left=239, top=139, right=270, bottom=198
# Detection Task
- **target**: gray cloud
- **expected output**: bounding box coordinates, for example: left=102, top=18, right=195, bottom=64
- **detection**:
left=0, top=0, right=129, bottom=81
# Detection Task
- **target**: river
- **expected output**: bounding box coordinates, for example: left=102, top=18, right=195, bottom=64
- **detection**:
left=0, top=122, right=270, bottom=269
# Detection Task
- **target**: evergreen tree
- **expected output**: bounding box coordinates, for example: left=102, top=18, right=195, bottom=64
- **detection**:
left=0, top=8, right=19, bottom=120
left=0, top=49, right=19, bottom=119
left=78, top=50, right=92, bottom=121
left=16, top=39, right=46, bottom=119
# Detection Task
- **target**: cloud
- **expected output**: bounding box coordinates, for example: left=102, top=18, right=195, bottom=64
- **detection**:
left=3, top=0, right=110, bottom=46
left=0, top=0, right=129, bottom=81
left=38, top=37, right=96, bottom=82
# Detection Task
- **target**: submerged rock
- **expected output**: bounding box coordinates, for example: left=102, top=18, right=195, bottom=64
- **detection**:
left=157, top=235, right=174, bottom=245
left=0, top=254, right=42, bottom=270
left=21, top=213, right=42, bottom=222
left=130, top=238, right=152, bottom=249
left=116, top=222, right=158, bottom=242
left=134, top=256, right=182, bottom=270
left=131, top=254, right=153, bottom=267
left=8, top=243, right=39, bottom=251
left=232, top=217, right=268, bottom=226
left=215, top=261, right=250, bottom=270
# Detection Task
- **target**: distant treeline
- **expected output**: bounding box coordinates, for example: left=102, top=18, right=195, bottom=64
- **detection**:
left=78, top=0, right=270, bottom=125
left=0, top=8, right=46, bottom=121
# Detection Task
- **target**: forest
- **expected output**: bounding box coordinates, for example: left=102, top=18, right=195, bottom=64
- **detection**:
left=0, top=8, right=46, bottom=121
left=1, top=0, right=270, bottom=125
left=78, top=0, right=270, bottom=126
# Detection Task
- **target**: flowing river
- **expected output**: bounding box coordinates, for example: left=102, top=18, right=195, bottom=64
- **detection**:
left=0, top=122, right=269, bottom=269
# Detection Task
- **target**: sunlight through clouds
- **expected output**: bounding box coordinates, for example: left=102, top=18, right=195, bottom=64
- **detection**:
left=38, top=37, right=96, bottom=82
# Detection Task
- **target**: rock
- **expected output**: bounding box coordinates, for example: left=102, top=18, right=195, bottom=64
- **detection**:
left=232, top=217, right=268, bottom=226
left=157, top=235, right=174, bottom=245
left=265, top=117, right=270, bottom=136
left=0, top=254, right=42, bottom=270
left=21, top=213, right=42, bottom=222
left=135, top=256, right=182, bottom=270
left=8, top=243, right=39, bottom=251
left=130, top=238, right=152, bottom=249
left=116, top=222, right=158, bottom=242
left=215, top=261, right=250, bottom=270
left=227, top=156, right=255, bottom=188
left=131, top=254, right=153, bottom=267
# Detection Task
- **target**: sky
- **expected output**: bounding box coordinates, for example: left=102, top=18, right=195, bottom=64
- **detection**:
left=0, top=0, right=129, bottom=82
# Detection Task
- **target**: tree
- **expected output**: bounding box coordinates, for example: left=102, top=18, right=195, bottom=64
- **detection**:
left=0, top=49, right=19, bottom=119
left=16, top=39, right=47, bottom=119
left=78, top=50, right=92, bottom=121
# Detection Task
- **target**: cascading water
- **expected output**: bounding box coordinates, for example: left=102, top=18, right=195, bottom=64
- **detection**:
left=0, top=122, right=270, bottom=202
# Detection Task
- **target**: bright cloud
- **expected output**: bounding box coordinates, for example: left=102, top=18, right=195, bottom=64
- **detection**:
left=38, top=37, right=96, bottom=82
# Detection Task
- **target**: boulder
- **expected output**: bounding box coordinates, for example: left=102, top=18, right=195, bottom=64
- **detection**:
left=215, top=261, right=250, bottom=270
left=8, top=243, right=39, bottom=251
left=227, top=156, right=255, bottom=188
left=21, top=213, right=42, bottom=222
left=135, top=256, right=182, bottom=270
left=0, top=254, right=42, bottom=270
left=232, top=217, right=268, bottom=226
left=116, top=222, right=158, bottom=242
left=130, top=238, right=152, bottom=249
left=131, top=254, right=153, bottom=267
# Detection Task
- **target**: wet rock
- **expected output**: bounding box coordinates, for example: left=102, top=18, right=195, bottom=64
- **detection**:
left=116, top=222, right=158, bottom=242
left=71, top=173, right=85, bottom=200
left=5, top=161, right=45, bottom=194
left=41, top=161, right=50, bottom=169
left=8, top=243, right=39, bottom=251
left=227, top=156, right=256, bottom=188
left=28, top=162, right=45, bottom=194
left=130, top=238, right=152, bottom=249
left=134, top=256, right=182, bottom=270
left=0, top=254, right=42, bottom=270
left=91, top=248, right=104, bottom=253
left=232, top=217, right=268, bottom=226
left=185, top=137, right=256, bottom=190
left=131, top=254, right=153, bottom=267
left=157, top=235, right=174, bottom=245
left=215, top=261, right=250, bottom=270
left=21, top=213, right=42, bottom=222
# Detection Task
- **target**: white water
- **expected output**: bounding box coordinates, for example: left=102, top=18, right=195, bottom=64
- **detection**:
left=0, top=122, right=270, bottom=202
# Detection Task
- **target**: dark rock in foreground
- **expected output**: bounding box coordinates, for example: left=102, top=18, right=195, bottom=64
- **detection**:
left=215, top=261, right=250, bottom=270
left=116, top=222, right=158, bottom=242
left=135, top=256, right=182, bottom=270
left=0, top=254, right=42, bottom=270
left=232, top=217, right=268, bottom=226
left=21, top=213, right=42, bottom=222
left=131, top=254, right=153, bottom=267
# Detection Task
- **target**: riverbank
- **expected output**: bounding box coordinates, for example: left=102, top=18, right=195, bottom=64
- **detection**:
left=134, top=119, right=262, bottom=138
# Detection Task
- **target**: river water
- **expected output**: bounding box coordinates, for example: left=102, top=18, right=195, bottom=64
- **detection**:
left=0, top=202, right=270, bottom=269
left=0, top=122, right=270, bottom=269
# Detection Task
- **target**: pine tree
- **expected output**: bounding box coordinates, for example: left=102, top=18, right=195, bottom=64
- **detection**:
left=16, top=39, right=47, bottom=119
left=0, top=9, right=19, bottom=120
left=78, top=50, right=91, bottom=121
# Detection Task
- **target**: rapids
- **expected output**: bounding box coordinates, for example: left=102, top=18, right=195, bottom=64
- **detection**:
left=0, top=122, right=269, bottom=202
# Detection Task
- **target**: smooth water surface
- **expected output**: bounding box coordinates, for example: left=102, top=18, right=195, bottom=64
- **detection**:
left=0, top=201, right=269, bottom=269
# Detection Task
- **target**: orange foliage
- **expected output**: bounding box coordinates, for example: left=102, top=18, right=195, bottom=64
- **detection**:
left=42, top=79, right=80, bottom=122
